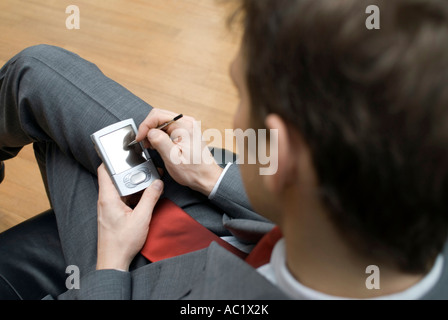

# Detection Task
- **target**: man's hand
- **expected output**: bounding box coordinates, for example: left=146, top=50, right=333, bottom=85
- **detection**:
left=96, top=164, right=163, bottom=271
left=135, top=108, right=223, bottom=196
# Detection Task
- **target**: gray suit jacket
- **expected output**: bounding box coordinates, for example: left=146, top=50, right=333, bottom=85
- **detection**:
left=46, top=164, right=289, bottom=300
left=55, top=243, right=287, bottom=300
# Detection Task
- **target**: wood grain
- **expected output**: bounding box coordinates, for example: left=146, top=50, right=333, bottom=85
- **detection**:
left=0, top=0, right=242, bottom=232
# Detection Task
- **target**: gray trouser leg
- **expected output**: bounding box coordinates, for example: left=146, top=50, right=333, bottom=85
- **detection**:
left=0, top=45, right=154, bottom=272
left=0, top=45, right=228, bottom=274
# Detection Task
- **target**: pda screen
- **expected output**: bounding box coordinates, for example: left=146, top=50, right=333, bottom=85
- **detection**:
left=99, top=125, right=147, bottom=174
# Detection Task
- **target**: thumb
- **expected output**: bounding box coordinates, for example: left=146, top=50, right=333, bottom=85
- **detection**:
left=133, top=179, right=164, bottom=221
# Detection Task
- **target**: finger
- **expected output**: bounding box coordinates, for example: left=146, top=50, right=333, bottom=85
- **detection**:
left=133, top=179, right=164, bottom=221
left=147, top=128, right=177, bottom=162
left=142, top=133, right=182, bottom=152
left=97, top=164, right=117, bottom=196
left=97, top=164, right=122, bottom=203
left=136, top=109, right=178, bottom=142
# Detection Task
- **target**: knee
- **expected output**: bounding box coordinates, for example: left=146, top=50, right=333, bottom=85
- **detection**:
left=10, top=44, right=80, bottom=71
left=15, top=44, right=65, bottom=61
left=19, top=44, right=59, bottom=56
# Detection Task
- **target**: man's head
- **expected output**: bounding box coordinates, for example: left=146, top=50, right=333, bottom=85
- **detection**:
left=231, top=0, right=448, bottom=274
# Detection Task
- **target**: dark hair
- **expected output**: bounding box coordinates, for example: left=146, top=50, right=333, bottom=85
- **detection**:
left=238, top=0, right=448, bottom=273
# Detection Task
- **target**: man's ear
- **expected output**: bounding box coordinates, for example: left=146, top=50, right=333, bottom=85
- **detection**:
left=263, top=114, right=299, bottom=195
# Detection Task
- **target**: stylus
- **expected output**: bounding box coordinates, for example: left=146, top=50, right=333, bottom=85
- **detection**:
left=127, top=114, right=183, bottom=147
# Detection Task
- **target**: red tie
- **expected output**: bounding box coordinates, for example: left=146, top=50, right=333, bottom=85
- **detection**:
left=140, top=198, right=282, bottom=268
left=245, top=225, right=282, bottom=268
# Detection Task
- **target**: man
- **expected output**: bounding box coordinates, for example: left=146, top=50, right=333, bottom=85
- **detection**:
left=1, top=0, right=448, bottom=299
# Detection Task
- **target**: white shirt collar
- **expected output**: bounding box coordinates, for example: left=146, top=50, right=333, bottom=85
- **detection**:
left=257, top=238, right=444, bottom=300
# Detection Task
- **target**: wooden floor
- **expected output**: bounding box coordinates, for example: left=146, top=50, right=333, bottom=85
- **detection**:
left=0, top=0, right=241, bottom=232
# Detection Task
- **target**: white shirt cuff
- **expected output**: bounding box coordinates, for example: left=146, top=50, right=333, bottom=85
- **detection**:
left=208, top=162, right=233, bottom=200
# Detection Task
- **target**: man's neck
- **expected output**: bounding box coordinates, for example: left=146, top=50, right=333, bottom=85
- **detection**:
left=281, top=200, right=425, bottom=299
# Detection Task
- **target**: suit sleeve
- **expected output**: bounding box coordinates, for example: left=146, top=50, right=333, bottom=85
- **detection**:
left=45, top=269, right=132, bottom=300
left=79, top=270, right=131, bottom=300
left=209, top=164, right=262, bottom=221
left=209, top=163, right=275, bottom=243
